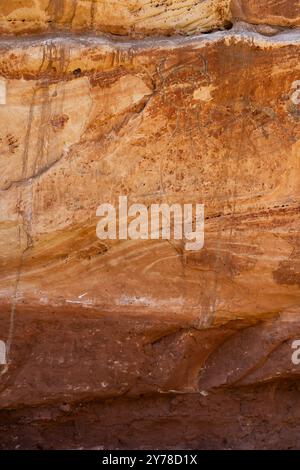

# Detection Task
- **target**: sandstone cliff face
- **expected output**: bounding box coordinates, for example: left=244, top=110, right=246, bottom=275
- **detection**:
left=0, top=0, right=299, bottom=450
left=232, top=1, right=300, bottom=27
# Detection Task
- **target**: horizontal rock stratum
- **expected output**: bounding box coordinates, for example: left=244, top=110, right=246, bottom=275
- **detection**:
left=0, top=0, right=300, bottom=450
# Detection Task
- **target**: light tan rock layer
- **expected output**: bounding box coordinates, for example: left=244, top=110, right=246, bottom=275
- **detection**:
left=1, top=1, right=300, bottom=37
left=0, top=0, right=232, bottom=36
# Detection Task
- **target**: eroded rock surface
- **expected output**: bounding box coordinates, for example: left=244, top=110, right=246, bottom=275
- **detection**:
left=0, top=0, right=232, bottom=36
left=0, top=0, right=300, bottom=450
left=231, top=1, right=300, bottom=28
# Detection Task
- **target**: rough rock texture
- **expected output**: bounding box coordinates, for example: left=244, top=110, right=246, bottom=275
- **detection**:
left=0, top=0, right=300, bottom=450
left=231, top=1, right=300, bottom=28
left=0, top=0, right=232, bottom=36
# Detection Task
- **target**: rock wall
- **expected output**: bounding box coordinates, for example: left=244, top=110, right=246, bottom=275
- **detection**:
left=231, top=1, right=300, bottom=27
left=0, top=0, right=299, bottom=449
left=0, top=0, right=232, bottom=35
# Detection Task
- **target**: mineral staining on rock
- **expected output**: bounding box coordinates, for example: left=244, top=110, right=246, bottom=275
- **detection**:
left=0, top=0, right=300, bottom=450
left=231, top=0, right=300, bottom=27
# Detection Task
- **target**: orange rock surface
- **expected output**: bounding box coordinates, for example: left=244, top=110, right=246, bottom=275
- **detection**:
left=232, top=0, right=300, bottom=27
left=0, top=0, right=232, bottom=35
left=0, top=0, right=299, bottom=449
